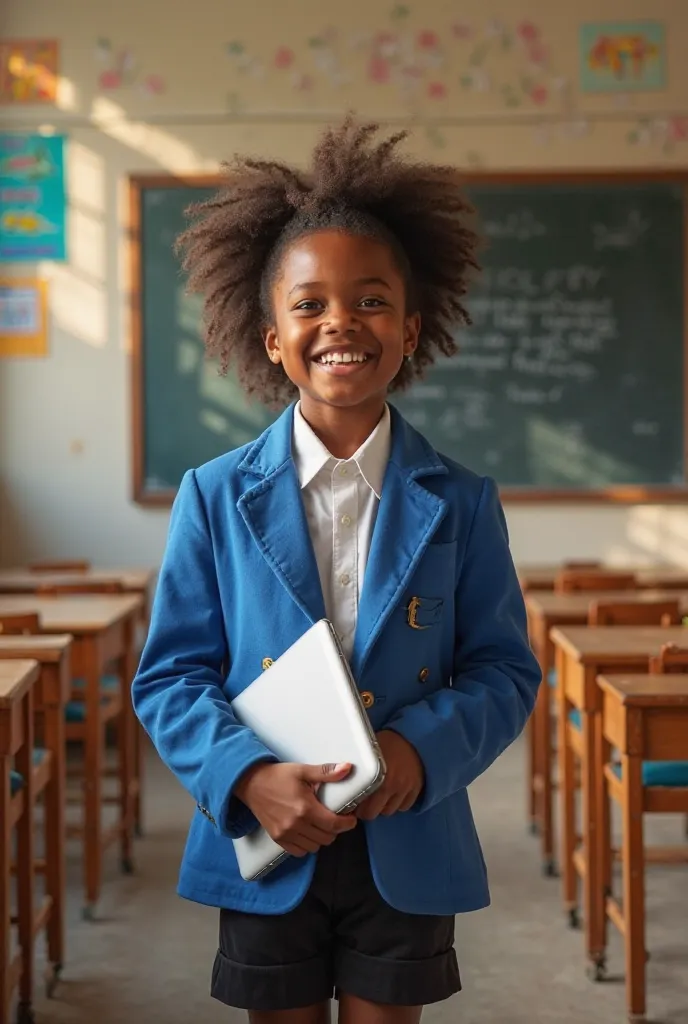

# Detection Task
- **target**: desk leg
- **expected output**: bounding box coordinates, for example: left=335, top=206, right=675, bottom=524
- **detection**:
left=595, top=717, right=612, bottom=974
left=43, top=668, right=66, bottom=984
left=117, top=618, right=135, bottom=872
left=83, top=638, right=103, bottom=918
left=621, top=752, right=646, bottom=1020
left=15, top=690, right=35, bottom=1021
left=540, top=634, right=556, bottom=876
left=557, top=648, right=577, bottom=923
left=582, top=706, right=604, bottom=975
left=1, top=768, right=12, bottom=1024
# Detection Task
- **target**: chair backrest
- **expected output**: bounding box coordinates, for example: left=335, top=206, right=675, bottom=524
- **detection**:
left=35, top=580, right=124, bottom=596
left=29, top=560, right=91, bottom=574
left=588, top=599, right=682, bottom=627
left=648, top=642, right=688, bottom=673
left=0, top=612, right=41, bottom=635
left=555, top=570, right=637, bottom=595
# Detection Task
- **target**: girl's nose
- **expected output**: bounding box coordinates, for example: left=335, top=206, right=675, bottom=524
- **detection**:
left=323, top=306, right=362, bottom=335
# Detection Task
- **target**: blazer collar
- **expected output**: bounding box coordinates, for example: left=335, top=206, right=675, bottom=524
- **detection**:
left=238, top=402, right=448, bottom=486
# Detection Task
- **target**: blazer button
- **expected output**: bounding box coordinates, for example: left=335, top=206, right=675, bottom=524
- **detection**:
left=418, top=667, right=430, bottom=683
left=359, top=690, right=375, bottom=709
left=262, top=657, right=273, bottom=671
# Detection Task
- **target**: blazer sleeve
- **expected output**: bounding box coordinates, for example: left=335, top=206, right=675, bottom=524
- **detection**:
left=132, top=469, right=277, bottom=840
left=385, top=475, right=541, bottom=813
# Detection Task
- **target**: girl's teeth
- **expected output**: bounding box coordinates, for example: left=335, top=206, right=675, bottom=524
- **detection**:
left=319, top=352, right=368, bottom=364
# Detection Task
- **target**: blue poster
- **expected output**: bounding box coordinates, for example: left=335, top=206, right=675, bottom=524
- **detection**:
left=0, top=134, right=66, bottom=262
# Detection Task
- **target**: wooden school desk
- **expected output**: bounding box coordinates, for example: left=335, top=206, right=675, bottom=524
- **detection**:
left=549, top=625, right=688, bottom=980
left=0, top=567, right=156, bottom=624
left=0, top=658, right=40, bottom=1024
left=517, top=564, right=688, bottom=594
left=597, top=673, right=688, bottom=1022
left=0, top=595, right=143, bottom=918
left=0, top=635, right=72, bottom=998
left=525, top=590, right=688, bottom=874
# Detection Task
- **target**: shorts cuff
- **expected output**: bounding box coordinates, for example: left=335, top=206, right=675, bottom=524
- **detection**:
left=335, top=945, right=461, bottom=1007
left=211, top=948, right=333, bottom=1011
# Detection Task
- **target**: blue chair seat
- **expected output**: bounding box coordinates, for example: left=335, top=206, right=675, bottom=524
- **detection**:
left=612, top=760, right=688, bottom=787
left=569, top=708, right=582, bottom=730
left=548, top=668, right=557, bottom=688
left=72, top=674, right=119, bottom=690
left=9, top=748, right=47, bottom=795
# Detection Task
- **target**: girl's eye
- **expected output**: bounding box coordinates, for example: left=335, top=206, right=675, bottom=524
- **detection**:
left=294, top=300, right=321, bottom=311
left=359, top=297, right=385, bottom=308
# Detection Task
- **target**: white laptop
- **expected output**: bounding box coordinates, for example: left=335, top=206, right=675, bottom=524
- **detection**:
left=231, top=619, right=386, bottom=881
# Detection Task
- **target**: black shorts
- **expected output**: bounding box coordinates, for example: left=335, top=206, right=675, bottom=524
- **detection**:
left=211, top=826, right=460, bottom=1011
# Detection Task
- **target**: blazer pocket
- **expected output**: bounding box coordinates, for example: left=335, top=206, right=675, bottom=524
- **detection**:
left=406, top=595, right=444, bottom=630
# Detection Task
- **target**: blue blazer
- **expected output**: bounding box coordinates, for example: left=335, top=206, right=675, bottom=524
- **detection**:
left=132, top=404, right=541, bottom=917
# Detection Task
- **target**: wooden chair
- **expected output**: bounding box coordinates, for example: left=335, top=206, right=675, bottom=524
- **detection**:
left=1, top=659, right=40, bottom=1024
left=28, top=561, right=90, bottom=574
left=562, top=560, right=603, bottom=570
left=34, top=581, right=144, bottom=837
left=555, top=569, right=637, bottom=595
left=597, top=658, right=688, bottom=1017
left=588, top=599, right=682, bottom=627
left=0, top=614, right=41, bottom=637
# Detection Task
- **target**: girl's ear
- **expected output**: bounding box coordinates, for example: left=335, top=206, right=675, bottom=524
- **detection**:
left=264, top=327, right=282, bottom=365
left=403, top=312, right=421, bottom=358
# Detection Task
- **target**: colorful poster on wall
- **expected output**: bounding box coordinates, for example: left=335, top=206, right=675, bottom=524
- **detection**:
left=579, top=21, right=666, bottom=92
left=0, top=40, right=59, bottom=104
left=0, top=277, right=48, bottom=357
left=0, top=134, right=66, bottom=262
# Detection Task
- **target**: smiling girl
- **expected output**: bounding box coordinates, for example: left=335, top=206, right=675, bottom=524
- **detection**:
left=132, top=118, right=541, bottom=1024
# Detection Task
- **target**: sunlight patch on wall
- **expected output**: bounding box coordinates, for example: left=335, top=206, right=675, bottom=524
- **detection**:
left=67, top=142, right=106, bottom=215
left=90, top=97, right=218, bottom=171
left=40, top=263, right=107, bottom=348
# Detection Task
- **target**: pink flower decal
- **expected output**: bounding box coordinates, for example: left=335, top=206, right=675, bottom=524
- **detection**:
left=417, top=30, right=439, bottom=49
left=274, top=46, right=294, bottom=70
left=517, top=21, right=539, bottom=42
left=368, top=55, right=390, bottom=83
left=374, top=31, right=396, bottom=49
left=528, top=42, right=548, bottom=66
left=669, top=117, right=688, bottom=141
left=530, top=84, right=548, bottom=105
left=99, top=69, right=122, bottom=90
left=428, top=81, right=447, bottom=99
left=143, top=74, right=165, bottom=94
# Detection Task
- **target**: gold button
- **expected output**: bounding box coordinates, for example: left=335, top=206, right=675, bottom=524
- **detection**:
left=262, top=657, right=273, bottom=671
left=418, top=667, right=430, bottom=683
left=359, top=690, right=375, bottom=709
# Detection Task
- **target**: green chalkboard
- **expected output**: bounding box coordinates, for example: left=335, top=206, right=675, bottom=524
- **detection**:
left=131, top=174, right=687, bottom=503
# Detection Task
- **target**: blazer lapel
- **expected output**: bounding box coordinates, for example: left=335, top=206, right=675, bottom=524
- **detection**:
left=237, top=407, right=326, bottom=625
left=351, top=408, right=449, bottom=678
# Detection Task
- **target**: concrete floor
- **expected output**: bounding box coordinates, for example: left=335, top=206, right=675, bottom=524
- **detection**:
left=28, top=738, right=688, bottom=1024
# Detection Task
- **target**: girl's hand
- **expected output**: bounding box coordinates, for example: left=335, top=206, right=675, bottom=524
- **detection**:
left=356, top=730, right=425, bottom=820
left=234, top=761, right=357, bottom=857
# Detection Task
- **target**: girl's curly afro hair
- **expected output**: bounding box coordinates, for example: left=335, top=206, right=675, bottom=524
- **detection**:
left=176, top=117, right=480, bottom=406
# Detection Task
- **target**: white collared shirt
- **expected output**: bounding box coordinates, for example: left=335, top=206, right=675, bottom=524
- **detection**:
left=292, top=402, right=391, bottom=659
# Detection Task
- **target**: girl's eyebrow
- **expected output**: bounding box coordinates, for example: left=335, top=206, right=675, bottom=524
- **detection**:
left=287, top=276, right=392, bottom=298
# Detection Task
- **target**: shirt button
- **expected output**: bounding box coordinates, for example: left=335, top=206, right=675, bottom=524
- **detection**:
left=339, top=573, right=351, bottom=586
left=338, top=465, right=348, bottom=477
left=341, top=514, right=352, bottom=527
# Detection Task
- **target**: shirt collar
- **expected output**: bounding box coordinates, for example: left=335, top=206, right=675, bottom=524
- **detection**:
left=292, top=402, right=391, bottom=499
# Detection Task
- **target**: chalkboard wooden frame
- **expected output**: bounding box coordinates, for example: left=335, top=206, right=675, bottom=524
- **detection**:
left=129, top=170, right=688, bottom=506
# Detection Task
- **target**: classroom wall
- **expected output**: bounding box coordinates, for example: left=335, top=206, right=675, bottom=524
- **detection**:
left=1, top=0, right=688, bottom=567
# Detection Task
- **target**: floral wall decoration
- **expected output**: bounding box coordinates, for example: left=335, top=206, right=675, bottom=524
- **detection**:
left=225, top=10, right=567, bottom=126
left=95, top=38, right=166, bottom=96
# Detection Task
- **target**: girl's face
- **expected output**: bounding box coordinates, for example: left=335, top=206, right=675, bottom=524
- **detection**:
left=264, top=230, right=420, bottom=416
